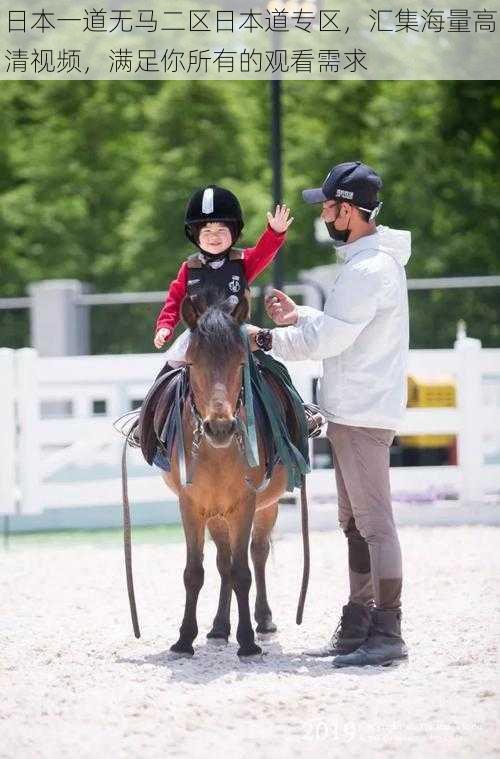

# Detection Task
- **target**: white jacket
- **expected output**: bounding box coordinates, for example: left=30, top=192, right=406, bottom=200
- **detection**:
left=271, top=226, right=411, bottom=430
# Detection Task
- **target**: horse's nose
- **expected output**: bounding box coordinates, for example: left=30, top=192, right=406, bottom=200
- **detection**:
left=204, top=417, right=237, bottom=440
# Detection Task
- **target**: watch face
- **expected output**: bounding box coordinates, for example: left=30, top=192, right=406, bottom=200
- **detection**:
left=256, top=330, right=271, bottom=351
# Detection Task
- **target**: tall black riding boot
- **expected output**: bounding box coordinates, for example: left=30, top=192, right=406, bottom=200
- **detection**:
left=332, top=608, right=408, bottom=667
left=305, top=601, right=373, bottom=657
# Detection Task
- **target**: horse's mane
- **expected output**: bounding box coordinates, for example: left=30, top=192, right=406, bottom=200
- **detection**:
left=189, top=286, right=245, bottom=362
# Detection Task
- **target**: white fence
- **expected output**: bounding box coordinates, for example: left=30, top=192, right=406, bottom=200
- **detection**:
left=0, top=338, right=500, bottom=517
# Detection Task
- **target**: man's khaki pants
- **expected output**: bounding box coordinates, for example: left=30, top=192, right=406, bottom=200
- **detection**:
left=326, top=421, right=402, bottom=610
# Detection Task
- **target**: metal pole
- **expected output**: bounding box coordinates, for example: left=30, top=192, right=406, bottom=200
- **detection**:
left=270, top=79, right=284, bottom=291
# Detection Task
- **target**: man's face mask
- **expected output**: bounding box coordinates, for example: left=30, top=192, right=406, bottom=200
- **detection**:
left=325, top=201, right=382, bottom=244
left=325, top=203, right=351, bottom=244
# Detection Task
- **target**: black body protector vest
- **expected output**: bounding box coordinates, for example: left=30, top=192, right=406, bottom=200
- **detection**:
left=186, top=249, right=251, bottom=315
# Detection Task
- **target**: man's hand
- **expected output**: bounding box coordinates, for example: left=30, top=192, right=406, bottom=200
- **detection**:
left=265, top=289, right=299, bottom=326
left=267, top=204, right=294, bottom=234
left=154, top=327, right=171, bottom=349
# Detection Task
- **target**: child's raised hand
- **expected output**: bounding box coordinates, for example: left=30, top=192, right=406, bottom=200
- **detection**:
left=267, top=204, right=294, bottom=234
left=154, top=327, right=171, bottom=349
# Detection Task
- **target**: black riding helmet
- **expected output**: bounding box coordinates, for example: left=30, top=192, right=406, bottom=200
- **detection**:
left=185, top=185, right=244, bottom=246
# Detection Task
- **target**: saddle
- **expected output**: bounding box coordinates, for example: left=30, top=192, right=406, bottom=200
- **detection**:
left=119, top=351, right=324, bottom=493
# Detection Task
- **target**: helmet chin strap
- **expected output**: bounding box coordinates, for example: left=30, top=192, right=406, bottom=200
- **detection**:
left=191, top=221, right=238, bottom=258
left=198, top=244, right=233, bottom=261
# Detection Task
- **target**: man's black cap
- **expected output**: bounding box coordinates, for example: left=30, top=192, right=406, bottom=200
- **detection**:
left=302, top=161, right=382, bottom=210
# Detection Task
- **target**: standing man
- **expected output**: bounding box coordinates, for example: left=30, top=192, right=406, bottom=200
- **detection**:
left=252, top=162, right=411, bottom=667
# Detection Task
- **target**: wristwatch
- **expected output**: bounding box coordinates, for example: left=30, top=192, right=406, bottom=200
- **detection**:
left=255, top=328, right=273, bottom=352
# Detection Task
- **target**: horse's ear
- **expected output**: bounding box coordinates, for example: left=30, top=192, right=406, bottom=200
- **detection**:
left=232, top=296, right=250, bottom=325
left=181, top=295, right=200, bottom=330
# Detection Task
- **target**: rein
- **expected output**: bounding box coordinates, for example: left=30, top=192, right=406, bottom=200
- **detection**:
left=121, top=426, right=141, bottom=639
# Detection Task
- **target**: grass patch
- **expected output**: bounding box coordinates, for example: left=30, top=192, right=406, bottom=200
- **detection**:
left=4, top=523, right=183, bottom=548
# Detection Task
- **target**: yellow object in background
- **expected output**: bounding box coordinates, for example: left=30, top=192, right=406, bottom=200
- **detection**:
left=406, top=374, right=456, bottom=408
left=400, top=374, right=456, bottom=449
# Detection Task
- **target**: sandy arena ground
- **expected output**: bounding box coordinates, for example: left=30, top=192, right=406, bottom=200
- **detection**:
left=2, top=524, right=499, bottom=758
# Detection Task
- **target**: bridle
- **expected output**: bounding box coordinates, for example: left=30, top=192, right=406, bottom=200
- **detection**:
left=187, top=370, right=244, bottom=457
left=185, top=361, right=270, bottom=493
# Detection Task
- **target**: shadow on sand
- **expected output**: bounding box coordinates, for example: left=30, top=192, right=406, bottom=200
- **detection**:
left=115, top=636, right=403, bottom=684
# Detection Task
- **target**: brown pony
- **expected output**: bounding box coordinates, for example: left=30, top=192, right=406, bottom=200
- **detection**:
left=164, top=293, right=292, bottom=657
left=121, top=291, right=309, bottom=658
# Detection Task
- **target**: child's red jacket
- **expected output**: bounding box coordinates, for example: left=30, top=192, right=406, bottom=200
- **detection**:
left=155, top=226, right=286, bottom=338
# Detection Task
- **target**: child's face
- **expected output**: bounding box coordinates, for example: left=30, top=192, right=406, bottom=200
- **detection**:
left=198, top=223, right=232, bottom=255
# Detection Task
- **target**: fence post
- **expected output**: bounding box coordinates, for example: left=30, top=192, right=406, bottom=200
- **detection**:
left=16, top=348, right=41, bottom=514
left=28, top=279, right=92, bottom=356
left=454, top=335, right=483, bottom=504
left=0, top=349, right=17, bottom=514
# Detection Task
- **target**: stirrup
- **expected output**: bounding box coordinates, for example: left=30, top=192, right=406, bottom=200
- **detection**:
left=303, top=402, right=325, bottom=439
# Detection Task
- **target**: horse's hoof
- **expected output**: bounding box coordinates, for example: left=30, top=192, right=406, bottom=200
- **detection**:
left=256, top=621, right=277, bottom=635
left=207, top=628, right=230, bottom=642
left=257, top=631, right=277, bottom=643
left=206, top=635, right=229, bottom=647
left=237, top=642, right=262, bottom=657
left=170, top=641, right=194, bottom=657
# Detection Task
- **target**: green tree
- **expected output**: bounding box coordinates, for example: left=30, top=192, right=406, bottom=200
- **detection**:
left=0, top=80, right=499, bottom=352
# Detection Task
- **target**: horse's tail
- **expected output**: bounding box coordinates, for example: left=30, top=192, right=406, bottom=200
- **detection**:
left=295, top=474, right=310, bottom=625
left=121, top=436, right=141, bottom=639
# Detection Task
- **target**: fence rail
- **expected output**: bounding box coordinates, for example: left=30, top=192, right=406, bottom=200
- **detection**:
left=2, top=276, right=500, bottom=358
left=0, top=336, right=499, bottom=518
left=3, top=276, right=500, bottom=311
